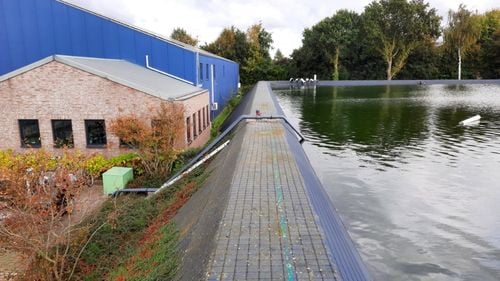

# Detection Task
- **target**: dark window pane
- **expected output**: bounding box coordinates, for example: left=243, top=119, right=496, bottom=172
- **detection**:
left=198, top=110, right=202, bottom=134
left=52, top=120, right=74, bottom=148
left=213, top=65, right=216, bottom=79
left=193, top=113, right=197, bottom=138
left=199, top=63, right=203, bottom=81
left=85, top=120, right=107, bottom=147
left=186, top=117, right=191, bottom=143
left=202, top=107, right=206, bottom=129
left=206, top=105, right=210, bottom=124
left=19, top=119, right=41, bottom=148
left=206, top=64, right=209, bottom=80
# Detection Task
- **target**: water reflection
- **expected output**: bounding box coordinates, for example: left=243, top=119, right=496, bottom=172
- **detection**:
left=275, top=84, right=500, bottom=281
left=296, top=85, right=431, bottom=169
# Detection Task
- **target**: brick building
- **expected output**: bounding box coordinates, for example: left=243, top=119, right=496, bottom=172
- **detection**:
left=0, top=0, right=239, bottom=117
left=0, top=55, right=211, bottom=155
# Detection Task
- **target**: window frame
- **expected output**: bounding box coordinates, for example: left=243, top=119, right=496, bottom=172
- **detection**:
left=202, top=107, right=206, bottom=129
left=84, top=119, right=107, bottom=148
left=198, top=110, right=202, bottom=134
left=206, top=105, right=210, bottom=125
left=19, top=119, right=41, bottom=148
left=51, top=119, right=74, bottom=148
left=186, top=116, right=192, bottom=144
left=192, top=112, right=197, bottom=139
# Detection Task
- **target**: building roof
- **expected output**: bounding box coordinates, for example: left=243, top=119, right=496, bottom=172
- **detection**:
left=58, top=0, right=235, bottom=64
left=0, top=55, right=207, bottom=101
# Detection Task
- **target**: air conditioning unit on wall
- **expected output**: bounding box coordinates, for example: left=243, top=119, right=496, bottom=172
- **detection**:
left=211, top=102, right=218, bottom=111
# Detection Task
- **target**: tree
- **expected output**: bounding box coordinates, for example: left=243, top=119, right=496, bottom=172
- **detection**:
left=306, top=11, right=360, bottom=80
left=289, top=10, right=385, bottom=80
left=201, top=26, right=250, bottom=66
left=170, top=27, right=198, bottom=46
left=272, top=49, right=290, bottom=80
left=398, top=38, right=441, bottom=79
left=274, top=49, right=285, bottom=61
left=109, top=102, right=185, bottom=180
left=330, top=11, right=361, bottom=80
left=202, top=23, right=286, bottom=84
left=444, top=5, right=482, bottom=80
left=241, top=23, right=277, bottom=84
left=304, top=10, right=360, bottom=80
left=363, top=0, right=441, bottom=80
left=471, top=9, right=500, bottom=78
left=246, top=23, right=273, bottom=60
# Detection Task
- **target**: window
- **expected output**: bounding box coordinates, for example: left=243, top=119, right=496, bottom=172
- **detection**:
left=186, top=117, right=191, bottom=143
left=202, top=107, right=206, bottom=129
left=85, top=120, right=107, bottom=147
left=19, top=119, right=41, bottom=148
left=206, top=105, right=210, bottom=125
left=52, top=120, right=74, bottom=148
left=192, top=113, right=197, bottom=139
left=213, top=65, right=216, bottom=79
left=206, top=64, right=209, bottom=80
left=198, top=110, right=202, bottom=134
left=199, top=63, right=203, bottom=81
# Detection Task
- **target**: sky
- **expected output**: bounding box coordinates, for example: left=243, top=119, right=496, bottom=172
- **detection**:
left=66, top=0, right=498, bottom=57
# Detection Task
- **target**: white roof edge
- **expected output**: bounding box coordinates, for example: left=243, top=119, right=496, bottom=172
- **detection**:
left=0, top=56, right=54, bottom=82
left=174, top=89, right=209, bottom=101
left=56, top=0, right=236, bottom=64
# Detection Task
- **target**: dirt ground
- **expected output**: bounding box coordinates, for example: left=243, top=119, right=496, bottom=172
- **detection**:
left=0, top=184, right=107, bottom=281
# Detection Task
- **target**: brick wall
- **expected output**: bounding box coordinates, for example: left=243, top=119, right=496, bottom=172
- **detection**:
left=180, top=92, right=212, bottom=149
left=0, top=60, right=210, bottom=156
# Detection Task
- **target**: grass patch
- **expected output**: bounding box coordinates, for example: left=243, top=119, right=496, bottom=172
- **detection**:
left=210, top=85, right=253, bottom=139
left=70, top=164, right=209, bottom=281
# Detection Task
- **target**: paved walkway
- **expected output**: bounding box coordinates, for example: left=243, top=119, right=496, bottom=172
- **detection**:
left=248, top=82, right=278, bottom=116
left=207, top=83, right=340, bottom=281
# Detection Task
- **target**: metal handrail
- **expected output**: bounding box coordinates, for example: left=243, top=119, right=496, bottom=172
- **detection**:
left=158, top=114, right=305, bottom=193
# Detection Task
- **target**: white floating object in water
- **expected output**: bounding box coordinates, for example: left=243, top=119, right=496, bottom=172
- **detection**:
left=459, top=115, right=481, bottom=126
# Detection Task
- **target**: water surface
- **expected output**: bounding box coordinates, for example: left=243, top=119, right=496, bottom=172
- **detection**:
left=275, top=84, right=500, bottom=281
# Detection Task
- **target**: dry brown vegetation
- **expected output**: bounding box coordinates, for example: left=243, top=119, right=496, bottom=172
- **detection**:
left=109, top=102, right=185, bottom=180
left=0, top=102, right=187, bottom=280
left=0, top=150, right=102, bottom=280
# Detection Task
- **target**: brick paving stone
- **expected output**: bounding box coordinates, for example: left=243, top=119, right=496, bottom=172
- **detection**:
left=207, top=83, right=340, bottom=280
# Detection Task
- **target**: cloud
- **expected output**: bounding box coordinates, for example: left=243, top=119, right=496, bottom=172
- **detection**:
left=65, top=0, right=499, bottom=57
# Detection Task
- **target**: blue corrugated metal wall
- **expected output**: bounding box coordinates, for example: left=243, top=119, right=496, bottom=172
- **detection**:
left=0, top=0, right=239, bottom=116
left=199, top=54, right=239, bottom=116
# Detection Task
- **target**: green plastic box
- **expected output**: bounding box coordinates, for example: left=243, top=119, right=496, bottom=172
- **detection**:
left=102, top=167, right=133, bottom=195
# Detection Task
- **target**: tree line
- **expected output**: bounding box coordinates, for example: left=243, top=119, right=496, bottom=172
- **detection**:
left=171, top=0, right=499, bottom=84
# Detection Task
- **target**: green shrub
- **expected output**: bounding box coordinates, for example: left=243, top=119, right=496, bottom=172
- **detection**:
left=210, top=92, right=243, bottom=139
left=110, top=223, right=179, bottom=281
left=84, top=154, right=109, bottom=179
left=171, top=148, right=201, bottom=174
left=109, top=153, right=138, bottom=166
left=0, top=149, right=14, bottom=168
left=79, top=196, right=160, bottom=280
